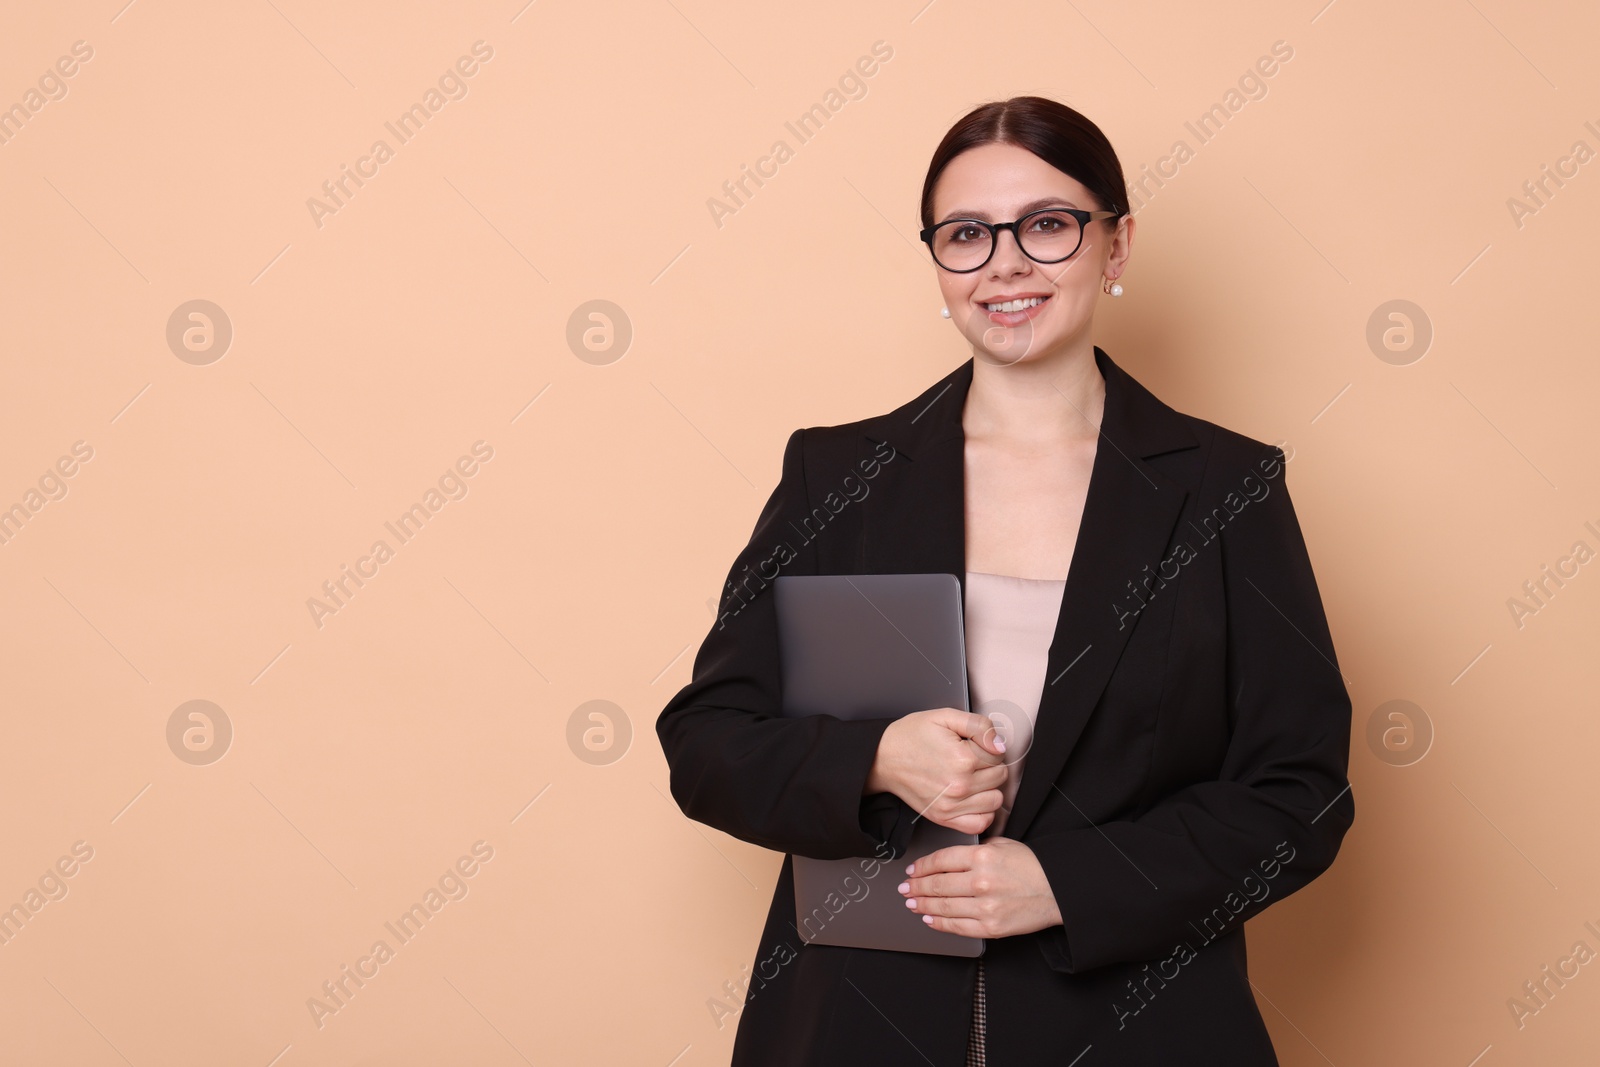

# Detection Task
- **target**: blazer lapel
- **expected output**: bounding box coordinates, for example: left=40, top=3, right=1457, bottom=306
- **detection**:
left=859, top=347, right=1198, bottom=841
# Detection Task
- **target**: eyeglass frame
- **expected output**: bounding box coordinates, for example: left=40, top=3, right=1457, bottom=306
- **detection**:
left=918, top=206, right=1124, bottom=273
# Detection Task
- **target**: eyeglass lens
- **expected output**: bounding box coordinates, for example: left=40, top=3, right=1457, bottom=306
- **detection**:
left=930, top=211, right=1083, bottom=271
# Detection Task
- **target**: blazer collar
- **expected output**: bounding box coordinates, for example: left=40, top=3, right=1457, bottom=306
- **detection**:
left=859, top=346, right=1199, bottom=840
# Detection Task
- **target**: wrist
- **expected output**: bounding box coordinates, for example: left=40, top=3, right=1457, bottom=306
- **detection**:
left=863, top=721, right=900, bottom=797
left=864, top=758, right=890, bottom=796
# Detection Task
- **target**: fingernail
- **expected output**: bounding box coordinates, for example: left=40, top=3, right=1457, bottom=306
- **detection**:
left=922, top=915, right=934, bottom=924
left=898, top=882, right=910, bottom=894
left=905, top=898, right=917, bottom=908
left=906, top=864, right=915, bottom=875
left=995, top=737, right=1007, bottom=752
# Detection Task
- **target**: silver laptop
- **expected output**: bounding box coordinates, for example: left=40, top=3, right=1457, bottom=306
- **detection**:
left=774, top=572, right=984, bottom=958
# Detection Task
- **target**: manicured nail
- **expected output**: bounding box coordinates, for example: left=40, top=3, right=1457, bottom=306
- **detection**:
left=905, top=898, right=917, bottom=908
left=995, top=737, right=1007, bottom=752
left=906, top=864, right=915, bottom=875
left=922, top=915, right=934, bottom=924
left=898, top=882, right=910, bottom=894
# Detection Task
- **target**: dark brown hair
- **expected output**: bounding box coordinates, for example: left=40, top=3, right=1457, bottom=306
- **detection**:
left=919, top=96, right=1129, bottom=230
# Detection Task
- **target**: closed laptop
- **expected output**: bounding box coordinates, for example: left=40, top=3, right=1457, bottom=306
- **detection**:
left=774, top=572, right=984, bottom=958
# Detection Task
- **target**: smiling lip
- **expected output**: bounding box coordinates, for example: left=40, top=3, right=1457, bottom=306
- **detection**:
left=980, top=292, right=1052, bottom=325
left=978, top=292, right=1051, bottom=304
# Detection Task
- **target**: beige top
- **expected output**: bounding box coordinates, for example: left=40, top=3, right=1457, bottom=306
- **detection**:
left=963, top=570, right=1067, bottom=840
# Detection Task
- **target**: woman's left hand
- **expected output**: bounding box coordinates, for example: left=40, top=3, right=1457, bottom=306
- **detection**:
left=898, top=837, right=1063, bottom=939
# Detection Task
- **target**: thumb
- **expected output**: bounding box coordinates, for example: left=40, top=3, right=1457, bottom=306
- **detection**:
left=942, top=709, right=1007, bottom=757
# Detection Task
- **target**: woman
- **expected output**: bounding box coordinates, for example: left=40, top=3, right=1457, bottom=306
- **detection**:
left=657, top=96, right=1354, bottom=1066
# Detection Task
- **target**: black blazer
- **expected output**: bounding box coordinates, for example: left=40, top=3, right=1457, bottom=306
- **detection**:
left=657, top=347, right=1355, bottom=1066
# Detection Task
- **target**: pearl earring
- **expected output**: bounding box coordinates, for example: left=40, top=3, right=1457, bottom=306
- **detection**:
left=940, top=306, right=950, bottom=318
left=1102, top=276, right=1123, bottom=297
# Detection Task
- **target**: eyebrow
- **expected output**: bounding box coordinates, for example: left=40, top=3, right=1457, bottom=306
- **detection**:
left=937, top=197, right=1079, bottom=223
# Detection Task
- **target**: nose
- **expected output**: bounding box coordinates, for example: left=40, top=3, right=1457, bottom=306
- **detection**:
left=988, top=226, right=1030, bottom=271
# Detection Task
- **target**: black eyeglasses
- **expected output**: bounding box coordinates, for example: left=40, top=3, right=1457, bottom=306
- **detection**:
left=919, top=206, right=1122, bottom=273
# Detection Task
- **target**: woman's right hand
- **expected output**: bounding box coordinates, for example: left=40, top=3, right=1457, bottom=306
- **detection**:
left=863, top=709, right=1009, bottom=834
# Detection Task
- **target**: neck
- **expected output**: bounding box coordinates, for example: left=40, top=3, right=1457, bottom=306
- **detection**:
left=963, top=340, right=1106, bottom=444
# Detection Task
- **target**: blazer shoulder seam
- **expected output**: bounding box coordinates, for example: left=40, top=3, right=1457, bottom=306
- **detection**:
left=1185, top=416, right=1285, bottom=505
left=793, top=426, right=813, bottom=515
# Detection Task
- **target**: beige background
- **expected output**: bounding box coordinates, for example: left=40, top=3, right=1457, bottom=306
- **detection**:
left=1, top=0, right=1596, bottom=1064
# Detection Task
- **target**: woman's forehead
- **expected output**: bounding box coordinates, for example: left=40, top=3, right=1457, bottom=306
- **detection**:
left=932, top=144, right=1091, bottom=213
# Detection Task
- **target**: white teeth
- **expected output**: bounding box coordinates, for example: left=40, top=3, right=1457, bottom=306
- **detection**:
left=985, top=296, right=1045, bottom=313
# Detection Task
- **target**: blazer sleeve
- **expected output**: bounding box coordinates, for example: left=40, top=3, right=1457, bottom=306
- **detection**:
left=1027, top=444, right=1355, bottom=973
left=655, top=427, right=919, bottom=861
